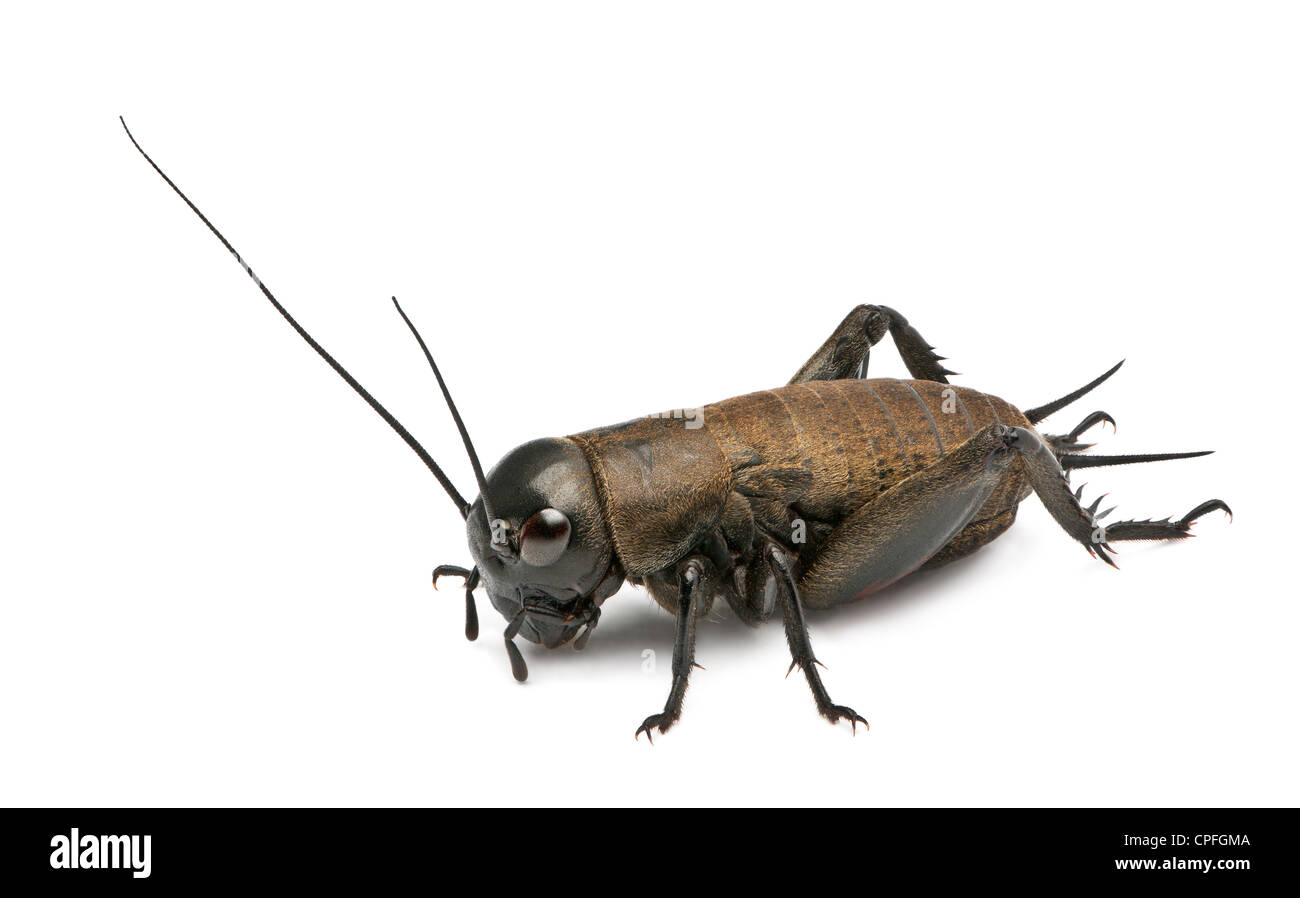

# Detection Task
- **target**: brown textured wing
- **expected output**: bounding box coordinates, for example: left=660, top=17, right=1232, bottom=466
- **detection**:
left=569, top=378, right=1033, bottom=577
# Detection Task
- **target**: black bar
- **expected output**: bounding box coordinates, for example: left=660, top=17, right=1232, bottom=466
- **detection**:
left=0, top=809, right=1290, bottom=888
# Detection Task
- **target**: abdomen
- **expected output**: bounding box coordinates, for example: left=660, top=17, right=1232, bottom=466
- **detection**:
left=704, top=378, right=1032, bottom=538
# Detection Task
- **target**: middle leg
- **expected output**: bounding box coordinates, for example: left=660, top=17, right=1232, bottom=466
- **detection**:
left=760, top=424, right=1024, bottom=728
left=767, top=544, right=870, bottom=732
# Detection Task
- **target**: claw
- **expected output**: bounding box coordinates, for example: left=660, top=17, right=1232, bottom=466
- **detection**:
left=1068, top=410, right=1117, bottom=442
left=823, top=704, right=870, bottom=734
left=1181, top=499, right=1233, bottom=525
left=635, top=713, right=670, bottom=744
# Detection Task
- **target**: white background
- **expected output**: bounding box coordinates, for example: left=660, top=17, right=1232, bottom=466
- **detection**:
left=2, top=2, right=1296, bottom=808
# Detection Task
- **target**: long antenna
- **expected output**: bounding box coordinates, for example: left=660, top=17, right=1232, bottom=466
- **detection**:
left=121, top=118, right=470, bottom=518
left=391, top=296, right=496, bottom=527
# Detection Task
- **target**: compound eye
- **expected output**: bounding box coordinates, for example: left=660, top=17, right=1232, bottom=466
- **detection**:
left=519, top=508, right=571, bottom=567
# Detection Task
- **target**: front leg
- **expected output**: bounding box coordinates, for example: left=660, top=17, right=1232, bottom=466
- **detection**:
left=635, top=558, right=708, bottom=743
left=790, top=304, right=957, bottom=384
left=766, top=545, right=869, bottom=733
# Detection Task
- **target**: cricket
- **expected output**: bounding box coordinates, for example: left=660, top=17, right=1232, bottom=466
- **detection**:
left=124, top=119, right=1230, bottom=741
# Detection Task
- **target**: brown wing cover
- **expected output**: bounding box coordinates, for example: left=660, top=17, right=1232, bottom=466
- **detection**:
left=569, top=379, right=1031, bottom=576
left=706, top=380, right=1031, bottom=524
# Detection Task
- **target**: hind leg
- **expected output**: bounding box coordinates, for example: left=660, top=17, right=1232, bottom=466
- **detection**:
left=796, top=424, right=1023, bottom=607
left=917, top=508, right=1018, bottom=572
left=790, top=304, right=957, bottom=384
left=1001, top=427, right=1229, bottom=564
